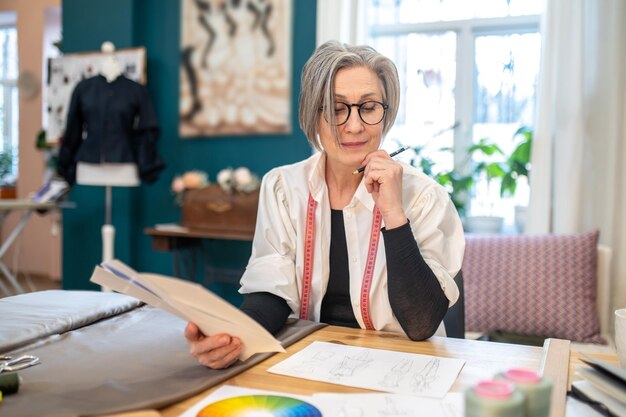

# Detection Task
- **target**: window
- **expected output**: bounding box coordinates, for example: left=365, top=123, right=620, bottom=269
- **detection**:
left=42, top=7, right=62, bottom=134
left=364, top=0, right=543, bottom=227
left=0, top=13, right=18, bottom=182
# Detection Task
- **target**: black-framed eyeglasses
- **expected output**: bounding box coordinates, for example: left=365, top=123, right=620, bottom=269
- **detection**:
left=322, top=101, right=389, bottom=126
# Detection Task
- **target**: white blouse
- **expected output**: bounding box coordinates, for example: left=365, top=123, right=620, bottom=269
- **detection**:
left=239, top=152, right=465, bottom=337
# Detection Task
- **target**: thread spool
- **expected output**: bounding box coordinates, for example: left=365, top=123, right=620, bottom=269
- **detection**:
left=0, top=372, right=20, bottom=395
left=497, top=368, right=552, bottom=417
left=465, top=380, right=525, bottom=417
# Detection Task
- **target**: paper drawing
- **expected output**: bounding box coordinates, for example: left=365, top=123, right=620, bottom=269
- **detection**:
left=330, top=350, right=372, bottom=378
left=381, top=359, right=413, bottom=388
left=379, top=396, right=411, bottom=416
left=292, top=351, right=336, bottom=373
left=268, top=341, right=465, bottom=398
left=411, top=358, right=440, bottom=392
left=313, top=392, right=464, bottom=417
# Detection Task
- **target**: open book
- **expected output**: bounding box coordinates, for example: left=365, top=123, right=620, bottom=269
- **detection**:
left=90, top=260, right=285, bottom=361
left=571, top=353, right=626, bottom=417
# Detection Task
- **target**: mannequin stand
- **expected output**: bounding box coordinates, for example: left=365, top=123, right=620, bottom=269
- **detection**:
left=76, top=162, right=139, bottom=291
left=102, top=186, right=115, bottom=264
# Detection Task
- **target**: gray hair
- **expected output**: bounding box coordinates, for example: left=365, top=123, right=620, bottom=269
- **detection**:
left=298, top=40, right=400, bottom=151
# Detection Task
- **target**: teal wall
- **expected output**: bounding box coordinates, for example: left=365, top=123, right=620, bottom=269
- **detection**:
left=61, top=0, right=316, bottom=296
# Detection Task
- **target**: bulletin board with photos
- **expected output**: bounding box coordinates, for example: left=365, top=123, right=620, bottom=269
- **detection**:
left=45, top=47, right=147, bottom=144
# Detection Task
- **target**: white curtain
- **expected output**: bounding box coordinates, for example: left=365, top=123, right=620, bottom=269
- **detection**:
left=528, top=0, right=626, bottom=314
left=316, top=0, right=366, bottom=46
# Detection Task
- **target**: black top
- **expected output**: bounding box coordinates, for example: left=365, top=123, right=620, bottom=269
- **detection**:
left=319, top=209, right=358, bottom=327
left=57, top=75, right=165, bottom=185
left=240, top=210, right=449, bottom=340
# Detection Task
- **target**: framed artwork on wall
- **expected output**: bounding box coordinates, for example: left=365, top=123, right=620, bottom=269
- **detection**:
left=46, top=47, right=146, bottom=144
left=179, top=0, right=292, bottom=137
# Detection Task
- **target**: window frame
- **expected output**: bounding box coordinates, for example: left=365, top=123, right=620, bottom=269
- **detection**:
left=369, top=15, right=540, bottom=178
left=0, top=23, right=18, bottom=178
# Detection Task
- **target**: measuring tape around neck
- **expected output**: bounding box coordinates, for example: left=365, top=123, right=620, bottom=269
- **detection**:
left=299, top=193, right=382, bottom=330
left=299, top=193, right=317, bottom=322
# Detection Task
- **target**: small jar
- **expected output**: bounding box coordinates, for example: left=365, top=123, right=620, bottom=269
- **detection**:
left=497, top=368, right=552, bottom=417
left=0, top=372, right=20, bottom=395
left=465, top=380, right=525, bottom=417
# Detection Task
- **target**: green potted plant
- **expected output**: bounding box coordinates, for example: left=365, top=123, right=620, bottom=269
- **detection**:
left=500, top=126, right=532, bottom=197
left=500, top=126, right=533, bottom=232
left=407, top=144, right=472, bottom=217
left=456, top=138, right=508, bottom=233
left=407, top=138, right=506, bottom=225
left=0, top=150, right=15, bottom=198
left=0, top=151, right=12, bottom=182
left=404, top=126, right=532, bottom=233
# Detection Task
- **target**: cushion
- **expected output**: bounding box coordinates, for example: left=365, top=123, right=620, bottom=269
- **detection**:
left=463, top=230, right=604, bottom=343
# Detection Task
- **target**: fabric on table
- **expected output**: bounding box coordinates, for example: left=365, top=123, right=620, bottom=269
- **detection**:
left=0, top=290, right=142, bottom=353
left=1, top=304, right=325, bottom=417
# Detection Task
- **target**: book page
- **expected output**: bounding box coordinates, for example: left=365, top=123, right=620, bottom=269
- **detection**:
left=572, top=380, right=626, bottom=417
left=578, top=367, right=626, bottom=405
left=90, top=260, right=285, bottom=360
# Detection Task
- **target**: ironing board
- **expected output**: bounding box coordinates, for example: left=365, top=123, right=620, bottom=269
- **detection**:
left=0, top=200, right=57, bottom=295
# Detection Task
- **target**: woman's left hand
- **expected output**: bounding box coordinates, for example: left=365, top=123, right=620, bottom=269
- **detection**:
left=362, top=150, right=407, bottom=229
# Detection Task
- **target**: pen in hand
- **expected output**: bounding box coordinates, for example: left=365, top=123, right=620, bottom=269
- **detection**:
left=352, top=146, right=409, bottom=175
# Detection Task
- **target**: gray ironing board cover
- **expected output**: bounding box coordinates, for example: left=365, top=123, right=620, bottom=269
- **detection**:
left=0, top=290, right=142, bottom=353
left=0, top=290, right=326, bottom=417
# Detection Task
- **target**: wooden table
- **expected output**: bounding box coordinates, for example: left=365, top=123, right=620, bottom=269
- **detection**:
left=145, top=226, right=253, bottom=252
left=107, top=325, right=577, bottom=417
left=145, top=226, right=253, bottom=281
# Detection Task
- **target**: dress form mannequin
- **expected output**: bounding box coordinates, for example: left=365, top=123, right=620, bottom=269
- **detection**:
left=75, top=41, right=139, bottom=265
left=58, top=40, right=165, bottom=276
left=76, top=42, right=140, bottom=189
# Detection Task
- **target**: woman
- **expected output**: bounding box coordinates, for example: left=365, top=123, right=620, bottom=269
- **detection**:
left=185, top=41, right=465, bottom=369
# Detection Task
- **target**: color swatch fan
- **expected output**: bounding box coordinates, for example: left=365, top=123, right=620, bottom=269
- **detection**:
left=197, top=395, right=322, bottom=417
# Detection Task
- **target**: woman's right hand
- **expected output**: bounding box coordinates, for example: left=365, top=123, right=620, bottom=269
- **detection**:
left=184, top=322, right=243, bottom=369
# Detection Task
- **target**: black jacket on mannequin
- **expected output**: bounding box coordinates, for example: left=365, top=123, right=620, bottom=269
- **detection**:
left=57, top=75, right=166, bottom=185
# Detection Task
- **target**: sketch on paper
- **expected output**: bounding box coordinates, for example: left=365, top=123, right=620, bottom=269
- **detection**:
left=380, top=357, right=441, bottom=392
left=313, top=392, right=464, bottom=417
left=336, top=405, right=365, bottom=417
left=379, top=396, right=411, bottom=416
left=268, top=341, right=465, bottom=398
left=179, top=0, right=292, bottom=137
left=46, top=48, right=146, bottom=144
left=411, top=358, right=440, bottom=392
left=292, top=350, right=336, bottom=373
left=381, top=359, right=413, bottom=388
left=330, top=350, right=372, bottom=379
